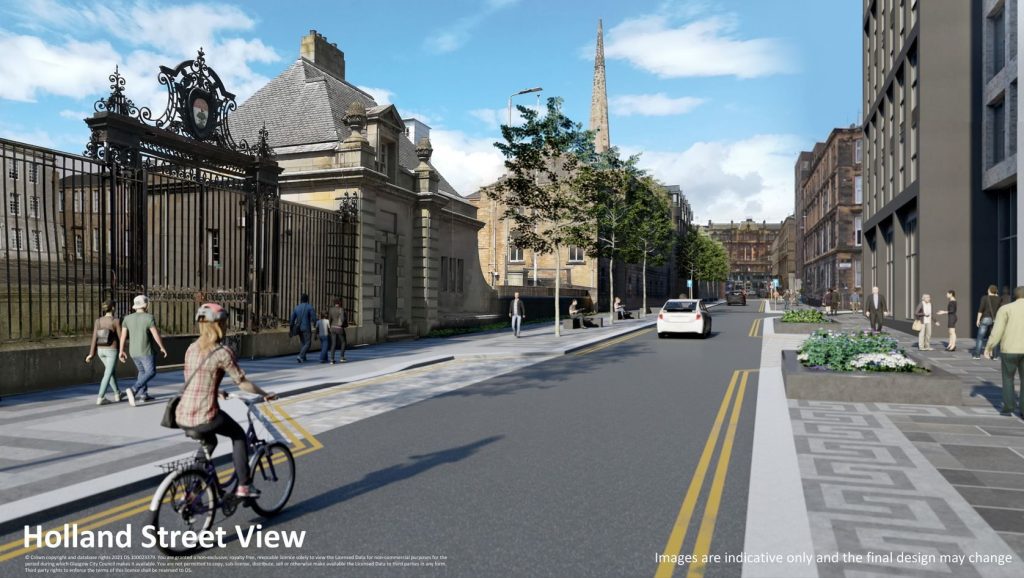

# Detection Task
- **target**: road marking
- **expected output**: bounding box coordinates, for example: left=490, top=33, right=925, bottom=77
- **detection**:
left=0, top=404, right=322, bottom=563
left=654, top=370, right=740, bottom=578
left=685, top=370, right=751, bottom=578
left=748, top=318, right=761, bottom=337
left=278, top=361, right=461, bottom=407
left=574, top=328, right=654, bottom=356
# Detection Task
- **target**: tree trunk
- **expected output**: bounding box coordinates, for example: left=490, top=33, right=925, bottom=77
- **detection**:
left=554, top=248, right=561, bottom=337
left=608, top=243, right=615, bottom=326
left=642, top=249, right=648, bottom=315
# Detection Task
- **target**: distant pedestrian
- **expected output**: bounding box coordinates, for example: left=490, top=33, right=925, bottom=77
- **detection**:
left=984, top=286, right=1024, bottom=417
left=914, top=293, right=938, bottom=351
left=937, top=290, right=958, bottom=351
left=823, top=288, right=834, bottom=316
left=865, top=286, right=888, bottom=332
left=316, top=312, right=331, bottom=364
left=327, top=298, right=348, bottom=363
left=289, top=294, right=317, bottom=363
left=509, top=292, right=526, bottom=337
left=851, top=288, right=861, bottom=313
left=118, top=295, right=168, bottom=406
left=86, top=299, right=124, bottom=406
left=974, top=285, right=1001, bottom=359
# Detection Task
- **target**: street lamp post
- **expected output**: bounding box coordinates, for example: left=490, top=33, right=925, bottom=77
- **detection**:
left=504, top=86, right=542, bottom=288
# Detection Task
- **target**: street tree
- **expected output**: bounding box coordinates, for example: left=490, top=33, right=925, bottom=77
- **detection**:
left=679, top=225, right=729, bottom=297
left=621, top=176, right=675, bottom=313
left=490, top=97, right=595, bottom=336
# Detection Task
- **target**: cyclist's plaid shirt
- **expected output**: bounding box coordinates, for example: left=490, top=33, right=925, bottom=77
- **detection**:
left=176, top=343, right=247, bottom=428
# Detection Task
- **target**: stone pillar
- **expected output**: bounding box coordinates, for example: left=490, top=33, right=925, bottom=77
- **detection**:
left=411, top=137, right=444, bottom=335
left=336, top=101, right=375, bottom=168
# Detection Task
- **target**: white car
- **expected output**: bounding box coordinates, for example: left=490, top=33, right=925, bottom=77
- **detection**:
left=657, top=299, right=711, bottom=338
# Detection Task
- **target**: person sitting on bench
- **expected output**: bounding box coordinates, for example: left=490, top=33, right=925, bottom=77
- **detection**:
left=614, top=297, right=632, bottom=319
left=569, top=300, right=592, bottom=328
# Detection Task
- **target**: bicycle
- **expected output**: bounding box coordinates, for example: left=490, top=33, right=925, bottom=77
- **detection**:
left=148, top=394, right=296, bottom=556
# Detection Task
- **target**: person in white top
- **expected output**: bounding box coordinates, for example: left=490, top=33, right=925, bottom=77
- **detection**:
left=316, top=312, right=332, bottom=363
left=914, top=294, right=939, bottom=351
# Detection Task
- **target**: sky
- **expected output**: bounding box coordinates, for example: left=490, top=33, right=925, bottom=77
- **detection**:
left=0, top=0, right=862, bottom=223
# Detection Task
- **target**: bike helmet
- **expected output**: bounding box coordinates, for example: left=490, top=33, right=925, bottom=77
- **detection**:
left=195, top=302, right=227, bottom=322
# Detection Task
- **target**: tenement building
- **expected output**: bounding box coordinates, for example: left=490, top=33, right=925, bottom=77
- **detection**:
left=981, top=0, right=1020, bottom=290
left=796, top=127, right=863, bottom=307
left=770, top=215, right=797, bottom=292
left=231, top=30, right=494, bottom=340
left=703, top=219, right=780, bottom=296
left=861, top=0, right=993, bottom=334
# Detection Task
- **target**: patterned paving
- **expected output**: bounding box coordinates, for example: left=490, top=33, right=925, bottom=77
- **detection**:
left=791, top=401, right=1020, bottom=577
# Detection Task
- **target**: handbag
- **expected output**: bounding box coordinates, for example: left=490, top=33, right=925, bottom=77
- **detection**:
left=912, top=320, right=923, bottom=332
left=161, top=346, right=223, bottom=429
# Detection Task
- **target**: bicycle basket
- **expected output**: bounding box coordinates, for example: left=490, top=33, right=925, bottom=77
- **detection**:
left=157, top=456, right=207, bottom=473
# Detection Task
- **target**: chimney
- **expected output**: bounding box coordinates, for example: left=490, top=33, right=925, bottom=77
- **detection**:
left=301, top=30, right=345, bottom=80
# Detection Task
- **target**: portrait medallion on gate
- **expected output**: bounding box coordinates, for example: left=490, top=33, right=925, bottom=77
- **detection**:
left=185, top=89, right=217, bottom=140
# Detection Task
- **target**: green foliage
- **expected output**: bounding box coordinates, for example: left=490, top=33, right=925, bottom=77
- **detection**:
left=780, top=309, right=826, bottom=323
left=797, top=330, right=905, bottom=372
left=678, top=226, right=729, bottom=282
left=621, top=176, right=675, bottom=267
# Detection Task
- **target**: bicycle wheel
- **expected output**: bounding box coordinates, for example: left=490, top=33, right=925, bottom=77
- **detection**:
left=249, top=442, right=295, bottom=516
left=150, top=469, right=216, bottom=556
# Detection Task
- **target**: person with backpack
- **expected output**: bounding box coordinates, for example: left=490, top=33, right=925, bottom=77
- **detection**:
left=289, top=293, right=317, bottom=363
left=85, top=299, right=125, bottom=405
left=327, top=298, right=348, bottom=363
left=975, top=285, right=1002, bottom=359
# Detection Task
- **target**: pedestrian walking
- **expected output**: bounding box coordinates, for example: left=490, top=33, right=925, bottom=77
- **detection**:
left=984, top=286, right=1024, bottom=417
left=85, top=299, right=125, bottom=405
left=289, top=293, right=317, bottom=363
left=936, top=290, right=959, bottom=351
left=851, top=288, right=861, bottom=313
left=314, top=312, right=330, bottom=363
left=118, top=295, right=168, bottom=406
left=974, top=285, right=1002, bottom=359
left=914, top=293, right=939, bottom=351
left=509, top=292, right=526, bottom=337
left=865, top=286, right=888, bottom=332
left=822, top=289, right=833, bottom=316
left=327, top=298, right=348, bottom=363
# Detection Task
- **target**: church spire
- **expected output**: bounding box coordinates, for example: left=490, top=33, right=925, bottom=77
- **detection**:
left=589, top=19, right=610, bottom=154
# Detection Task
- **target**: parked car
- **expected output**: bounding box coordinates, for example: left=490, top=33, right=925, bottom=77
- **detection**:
left=657, top=299, right=711, bottom=338
left=726, top=291, right=747, bottom=306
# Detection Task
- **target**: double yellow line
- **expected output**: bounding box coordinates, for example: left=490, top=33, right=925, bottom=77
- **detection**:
left=748, top=318, right=762, bottom=337
left=654, top=369, right=756, bottom=578
left=574, top=328, right=654, bottom=356
left=758, top=300, right=766, bottom=313
left=0, top=403, right=321, bottom=563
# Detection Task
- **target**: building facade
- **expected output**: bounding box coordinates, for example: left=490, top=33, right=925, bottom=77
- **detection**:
left=770, top=215, right=797, bottom=291
left=796, top=128, right=864, bottom=306
left=982, top=0, right=1020, bottom=291
left=231, top=31, right=495, bottom=340
left=861, top=0, right=990, bottom=335
left=703, top=219, right=781, bottom=296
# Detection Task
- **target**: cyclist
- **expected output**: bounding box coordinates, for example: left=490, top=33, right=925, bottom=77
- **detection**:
left=176, top=303, right=277, bottom=499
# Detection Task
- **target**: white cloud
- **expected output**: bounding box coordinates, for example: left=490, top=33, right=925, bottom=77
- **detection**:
left=429, top=129, right=506, bottom=196
left=609, top=93, right=705, bottom=116
left=469, top=102, right=542, bottom=131
left=0, top=1, right=279, bottom=107
left=58, top=109, right=89, bottom=120
left=423, top=0, right=520, bottom=53
left=624, top=133, right=803, bottom=223
left=356, top=85, right=394, bottom=105
left=604, top=14, right=795, bottom=79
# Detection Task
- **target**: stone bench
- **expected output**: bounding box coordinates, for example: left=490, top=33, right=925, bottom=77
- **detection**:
left=562, top=316, right=605, bottom=330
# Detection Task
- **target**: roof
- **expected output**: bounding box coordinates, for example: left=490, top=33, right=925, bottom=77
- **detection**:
left=229, top=58, right=466, bottom=202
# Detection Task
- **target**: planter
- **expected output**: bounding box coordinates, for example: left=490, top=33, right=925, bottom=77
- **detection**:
left=772, top=318, right=838, bottom=334
left=781, top=350, right=962, bottom=405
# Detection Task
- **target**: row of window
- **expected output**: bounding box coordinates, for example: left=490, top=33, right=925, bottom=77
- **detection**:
left=0, top=224, right=129, bottom=258
left=4, top=190, right=124, bottom=217
left=508, top=245, right=585, bottom=263
left=440, top=256, right=465, bottom=293
left=6, top=164, right=39, bottom=183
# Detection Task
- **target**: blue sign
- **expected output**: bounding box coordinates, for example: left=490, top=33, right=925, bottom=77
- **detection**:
left=772, top=278, right=780, bottom=288
left=687, top=279, right=693, bottom=288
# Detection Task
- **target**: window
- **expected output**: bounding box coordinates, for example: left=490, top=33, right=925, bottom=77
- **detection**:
left=92, top=191, right=100, bottom=213
left=855, top=175, right=863, bottom=204
left=29, top=164, right=38, bottom=184
left=92, top=228, right=99, bottom=253
left=854, top=216, right=863, bottom=246
left=9, top=193, right=20, bottom=216
left=508, top=244, right=524, bottom=263
left=30, top=195, right=39, bottom=218
left=993, top=99, right=1006, bottom=165
left=73, top=190, right=82, bottom=212
left=31, top=230, right=41, bottom=252
left=207, top=229, right=221, bottom=266
left=457, top=259, right=464, bottom=293
left=854, top=139, right=863, bottom=164
left=59, top=226, right=65, bottom=250
left=8, top=165, right=17, bottom=180
left=440, top=257, right=449, bottom=292
left=12, top=228, right=23, bottom=251
left=568, top=246, right=585, bottom=263
left=75, top=234, right=84, bottom=259
left=449, top=257, right=458, bottom=293
left=993, top=9, right=1006, bottom=75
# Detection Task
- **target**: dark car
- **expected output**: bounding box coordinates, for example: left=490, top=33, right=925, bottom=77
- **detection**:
left=726, top=290, right=747, bottom=306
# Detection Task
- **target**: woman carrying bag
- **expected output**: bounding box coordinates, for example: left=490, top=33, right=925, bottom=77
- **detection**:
left=85, top=300, right=125, bottom=405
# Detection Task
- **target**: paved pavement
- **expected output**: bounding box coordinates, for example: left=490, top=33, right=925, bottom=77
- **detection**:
left=0, top=313, right=669, bottom=534
left=745, top=304, right=1023, bottom=577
